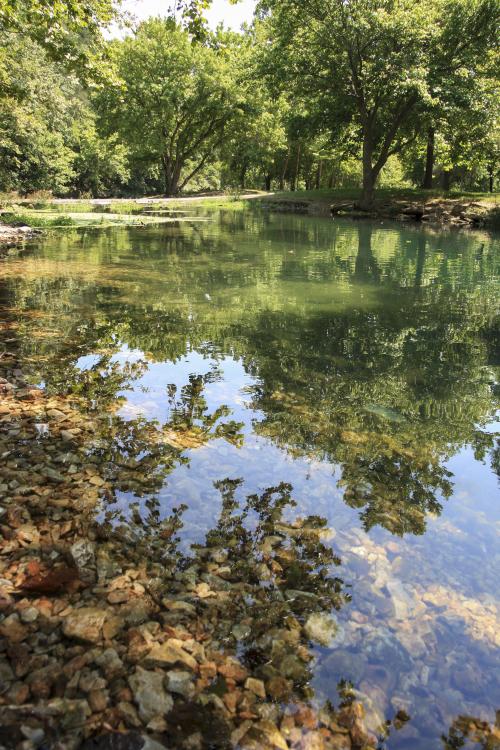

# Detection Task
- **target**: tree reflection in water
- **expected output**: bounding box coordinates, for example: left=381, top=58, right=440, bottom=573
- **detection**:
left=2, top=216, right=498, bottom=538
left=0, top=214, right=498, bottom=748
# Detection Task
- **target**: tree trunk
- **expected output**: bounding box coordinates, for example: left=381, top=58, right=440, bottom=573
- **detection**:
left=315, top=160, right=322, bottom=190
left=442, top=169, right=452, bottom=191
left=360, top=135, right=375, bottom=209
left=240, top=163, right=247, bottom=190
left=422, top=127, right=435, bottom=189
left=264, top=173, right=271, bottom=191
left=291, top=143, right=301, bottom=191
left=280, top=147, right=290, bottom=191
left=487, top=164, right=494, bottom=193
left=165, top=174, right=179, bottom=196
left=162, top=155, right=180, bottom=196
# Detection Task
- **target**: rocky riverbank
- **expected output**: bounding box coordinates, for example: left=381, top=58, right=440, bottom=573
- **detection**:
left=0, top=328, right=397, bottom=750
left=0, top=224, right=37, bottom=253
left=259, top=196, right=499, bottom=229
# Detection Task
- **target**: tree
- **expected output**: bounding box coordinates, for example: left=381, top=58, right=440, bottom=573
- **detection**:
left=402, top=57, right=500, bottom=192
left=101, top=20, right=245, bottom=196
left=259, top=0, right=498, bottom=206
left=0, top=36, right=77, bottom=193
left=220, top=39, right=288, bottom=190
left=0, top=35, right=129, bottom=196
left=70, top=110, right=130, bottom=197
left=0, top=0, right=119, bottom=74
left=223, top=99, right=287, bottom=190
left=436, top=59, right=500, bottom=191
left=0, top=3, right=126, bottom=196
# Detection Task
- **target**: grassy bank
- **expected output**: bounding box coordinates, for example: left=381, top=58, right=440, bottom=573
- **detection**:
left=258, top=187, right=500, bottom=228
left=2, top=189, right=499, bottom=235
left=0, top=207, right=212, bottom=231
left=265, top=186, right=499, bottom=204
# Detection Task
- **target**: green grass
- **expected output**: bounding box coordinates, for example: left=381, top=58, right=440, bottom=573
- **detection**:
left=107, top=201, right=146, bottom=214
left=45, top=201, right=94, bottom=213
left=265, top=187, right=500, bottom=204
left=0, top=211, right=76, bottom=227
left=1, top=206, right=214, bottom=230
left=167, top=197, right=249, bottom=210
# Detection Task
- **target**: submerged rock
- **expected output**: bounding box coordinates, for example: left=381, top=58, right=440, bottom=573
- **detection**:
left=304, top=612, right=337, bottom=647
left=128, top=667, right=173, bottom=722
left=62, top=607, right=114, bottom=644
left=164, top=669, right=195, bottom=698
left=144, top=640, right=198, bottom=671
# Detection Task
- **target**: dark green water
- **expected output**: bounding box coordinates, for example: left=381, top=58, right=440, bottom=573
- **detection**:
left=2, top=208, right=499, bottom=748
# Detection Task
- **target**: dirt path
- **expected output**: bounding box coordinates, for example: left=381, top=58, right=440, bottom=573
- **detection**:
left=53, top=192, right=271, bottom=206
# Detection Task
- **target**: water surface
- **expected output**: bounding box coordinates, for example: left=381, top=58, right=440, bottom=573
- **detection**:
left=1, top=209, right=499, bottom=748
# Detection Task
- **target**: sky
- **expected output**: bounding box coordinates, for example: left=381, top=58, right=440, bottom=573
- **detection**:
left=117, top=0, right=256, bottom=32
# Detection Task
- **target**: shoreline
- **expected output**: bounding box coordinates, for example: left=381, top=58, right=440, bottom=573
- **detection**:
left=0, top=224, right=38, bottom=255
left=258, top=195, right=500, bottom=230
left=1, top=191, right=499, bottom=239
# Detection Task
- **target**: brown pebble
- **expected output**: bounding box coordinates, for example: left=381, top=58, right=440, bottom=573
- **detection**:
left=245, top=677, right=266, bottom=699
left=107, top=590, right=130, bottom=604
left=88, top=689, right=109, bottom=712
left=116, top=686, right=133, bottom=702
left=7, top=682, right=30, bottom=704
left=267, top=676, right=291, bottom=701
left=223, top=690, right=241, bottom=713
left=199, top=661, right=217, bottom=679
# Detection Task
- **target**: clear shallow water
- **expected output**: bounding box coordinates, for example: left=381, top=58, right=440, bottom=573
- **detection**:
left=1, top=209, right=499, bottom=748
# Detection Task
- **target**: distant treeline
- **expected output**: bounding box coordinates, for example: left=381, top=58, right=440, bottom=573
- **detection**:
left=0, top=0, right=498, bottom=203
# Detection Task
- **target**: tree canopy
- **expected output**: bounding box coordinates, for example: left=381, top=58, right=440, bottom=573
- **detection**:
left=258, top=0, right=499, bottom=204
left=100, top=20, right=246, bottom=195
left=0, top=0, right=498, bottom=199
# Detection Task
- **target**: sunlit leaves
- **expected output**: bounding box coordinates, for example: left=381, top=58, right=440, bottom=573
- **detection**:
left=100, top=19, right=246, bottom=194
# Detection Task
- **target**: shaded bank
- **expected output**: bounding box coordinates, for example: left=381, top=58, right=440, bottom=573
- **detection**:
left=259, top=193, right=500, bottom=230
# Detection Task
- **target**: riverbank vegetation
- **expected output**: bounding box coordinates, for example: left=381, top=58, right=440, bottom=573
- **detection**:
left=0, top=0, right=498, bottom=208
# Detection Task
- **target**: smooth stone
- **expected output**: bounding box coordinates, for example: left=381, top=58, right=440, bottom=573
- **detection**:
left=304, top=612, right=337, bottom=646
left=164, top=669, right=195, bottom=698
left=62, top=608, right=108, bottom=644
left=128, top=667, right=173, bottom=722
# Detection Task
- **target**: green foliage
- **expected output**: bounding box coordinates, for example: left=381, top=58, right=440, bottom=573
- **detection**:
left=258, top=0, right=499, bottom=203
left=0, top=37, right=76, bottom=193
left=99, top=20, right=245, bottom=195
left=0, top=211, right=75, bottom=227
left=0, top=0, right=496, bottom=202
left=71, top=118, right=130, bottom=197
left=0, top=0, right=118, bottom=75
left=0, top=33, right=130, bottom=197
